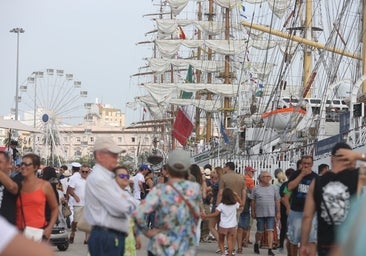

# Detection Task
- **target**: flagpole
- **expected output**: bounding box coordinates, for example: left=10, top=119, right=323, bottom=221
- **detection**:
left=214, top=113, right=221, bottom=159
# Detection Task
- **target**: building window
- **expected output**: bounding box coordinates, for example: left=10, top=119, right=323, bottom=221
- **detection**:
left=90, top=137, right=94, bottom=142
left=131, top=137, right=135, bottom=143
left=118, top=137, right=122, bottom=143
left=76, top=137, right=81, bottom=142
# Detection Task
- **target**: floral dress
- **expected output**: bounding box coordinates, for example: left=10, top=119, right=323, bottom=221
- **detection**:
left=124, top=218, right=136, bottom=256
left=133, top=180, right=201, bottom=256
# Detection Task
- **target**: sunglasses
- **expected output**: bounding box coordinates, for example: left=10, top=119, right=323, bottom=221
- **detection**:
left=118, top=173, right=130, bottom=180
left=21, top=162, right=33, bottom=167
left=81, top=171, right=89, bottom=174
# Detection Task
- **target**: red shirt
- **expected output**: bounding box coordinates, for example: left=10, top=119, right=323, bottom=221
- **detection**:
left=245, top=174, right=255, bottom=190
left=16, top=184, right=47, bottom=229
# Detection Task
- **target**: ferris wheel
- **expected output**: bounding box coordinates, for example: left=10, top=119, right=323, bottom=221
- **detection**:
left=17, top=69, right=88, bottom=166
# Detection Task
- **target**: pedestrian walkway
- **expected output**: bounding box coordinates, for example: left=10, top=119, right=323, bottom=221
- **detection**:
left=56, top=227, right=288, bottom=256
left=136, top=231, right=288, bottom=256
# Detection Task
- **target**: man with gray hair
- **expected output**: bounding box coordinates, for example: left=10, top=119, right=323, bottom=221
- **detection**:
left=85, top=137, right=137, bottom=256
left=250, top=171, right=280, bottom=256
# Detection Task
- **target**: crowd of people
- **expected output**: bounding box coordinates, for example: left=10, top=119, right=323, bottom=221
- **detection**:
left=1, top=138, right=366, bottom=256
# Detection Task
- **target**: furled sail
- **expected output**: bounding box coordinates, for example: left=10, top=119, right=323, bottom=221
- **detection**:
left=156, top=19, right=242, bottom=37
left=147, top=58, right=275, bottom=79
left=155, top=39, right=248, bottom=58
left=244, top=0, right=291, bottom=18
left=142, top=83, right=247, bottom=98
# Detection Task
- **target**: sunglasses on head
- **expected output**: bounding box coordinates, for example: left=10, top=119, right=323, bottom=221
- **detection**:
left=118, top=173, right=130, bottom=180
left=21, top=162, right=33, bottom=167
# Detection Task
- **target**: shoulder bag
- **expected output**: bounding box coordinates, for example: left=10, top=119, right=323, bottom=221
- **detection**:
left=62, top=202, right=72, bottom=218
left=77, top=207, right=92, bottom=233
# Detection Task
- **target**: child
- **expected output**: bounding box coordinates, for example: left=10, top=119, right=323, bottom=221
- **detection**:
left=113, top=166, right=141, bottom=256
left=203, top=188, right=243, bottom=256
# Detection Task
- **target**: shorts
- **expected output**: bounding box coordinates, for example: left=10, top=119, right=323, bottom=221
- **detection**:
left=287, top=210, right=317, bottom=245
left=238, top=212, right=250, bottom=229
left=73, top=206, right=84, bottom=223
left=256, top=217, right=275, bottom=233
left=218, top=226, right=237, bottom=236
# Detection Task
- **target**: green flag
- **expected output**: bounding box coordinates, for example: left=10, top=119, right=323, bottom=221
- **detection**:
left=180, top=65, right=193, bottom=99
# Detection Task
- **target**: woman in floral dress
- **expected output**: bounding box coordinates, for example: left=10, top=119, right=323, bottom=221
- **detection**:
left=133, top=149, right=202, bottom=256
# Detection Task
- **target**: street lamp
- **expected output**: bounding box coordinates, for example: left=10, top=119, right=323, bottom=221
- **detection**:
left=10, top=27, right=25, bottom=120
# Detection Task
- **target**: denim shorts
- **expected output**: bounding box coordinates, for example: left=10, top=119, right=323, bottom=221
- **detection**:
left=238, top=212, right=250, bottom=229
left=287, top=210, right=317, bottom=245
left=256, top=217, right=275, bottom=233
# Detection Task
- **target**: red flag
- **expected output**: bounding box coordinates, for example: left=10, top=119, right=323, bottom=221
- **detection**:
left=172, top=108, right=193, bottom=146
left=178, top=25, right=186, bottom=39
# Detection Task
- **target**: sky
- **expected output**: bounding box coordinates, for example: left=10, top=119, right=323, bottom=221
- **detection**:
left=0, top=0, right=152, bottom=126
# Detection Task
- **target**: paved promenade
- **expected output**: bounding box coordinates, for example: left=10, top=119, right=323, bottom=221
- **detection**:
left=56, top=230, right=288, bottom=256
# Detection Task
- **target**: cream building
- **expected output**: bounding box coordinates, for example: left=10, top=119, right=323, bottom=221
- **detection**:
left=0, top=104, right=166, bottom=167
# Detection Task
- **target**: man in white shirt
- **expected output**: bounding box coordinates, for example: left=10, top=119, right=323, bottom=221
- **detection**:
left=67, top=164, right=90, bottom=244
left=85, top=137, right=137, bottom=256
left=66, top=162, right=81, bottom=242
left=132, top=164, right=150, bottom=200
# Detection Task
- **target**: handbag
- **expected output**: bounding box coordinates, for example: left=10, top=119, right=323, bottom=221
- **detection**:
left=23, top=226, right=44, bottom=242
left=20, top=194, right=44, bottom=241
left=77, top=208, right=92, bottom=233
left=62, top=203, right=72, bottom=218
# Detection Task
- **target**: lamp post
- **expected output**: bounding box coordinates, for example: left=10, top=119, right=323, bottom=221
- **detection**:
left=10, top=27, right=25, bottom=120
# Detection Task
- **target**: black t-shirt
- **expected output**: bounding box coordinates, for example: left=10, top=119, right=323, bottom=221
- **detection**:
left=0, top=173, right=23, bottom=224
left=289, top=170, right=317, bottom=211
left=314, top=169, right=358, bottom=252
left=279, top=181, right=289, bottom=215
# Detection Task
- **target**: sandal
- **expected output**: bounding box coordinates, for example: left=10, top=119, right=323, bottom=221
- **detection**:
left=69, top=234, right=74, bottom=244
left=236, top=249, right=243, bottom=254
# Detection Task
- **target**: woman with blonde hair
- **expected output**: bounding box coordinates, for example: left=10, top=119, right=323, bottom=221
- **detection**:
left=209, top=166, right=225, bottom=253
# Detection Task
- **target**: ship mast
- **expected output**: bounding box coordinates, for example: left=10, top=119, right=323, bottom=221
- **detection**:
left=223, top=7, right=232, bottom=128
left=195, top=2, right=203, bottom=144
left=169, top=7, right=176, bottom=150
left=303, top=0, right=312, bottom=98
left=362, top=0, right=366, bottom=94
left=205, top=0, right=214, bottom=143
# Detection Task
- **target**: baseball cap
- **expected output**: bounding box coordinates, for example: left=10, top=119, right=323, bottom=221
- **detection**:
left=167, top=149, right=191, bottom=172
left=139, top=164, right=151, bottom=171
left=93, top=137, right=123, bottom=154
left=245, top=166, right=255, bottom=172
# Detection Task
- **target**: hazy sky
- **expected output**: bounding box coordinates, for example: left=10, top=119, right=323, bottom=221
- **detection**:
left=0, top=0, right=152, bottom=126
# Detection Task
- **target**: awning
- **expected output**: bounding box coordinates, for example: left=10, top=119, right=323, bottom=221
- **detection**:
left=0, top=119, right=40, bottom=133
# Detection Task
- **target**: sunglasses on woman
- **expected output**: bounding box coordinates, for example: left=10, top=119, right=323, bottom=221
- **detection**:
left=118, top=173, right=130, bottom=180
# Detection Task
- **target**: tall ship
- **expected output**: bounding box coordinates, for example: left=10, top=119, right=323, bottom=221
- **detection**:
left=128, top=0, right=366, bottom=171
